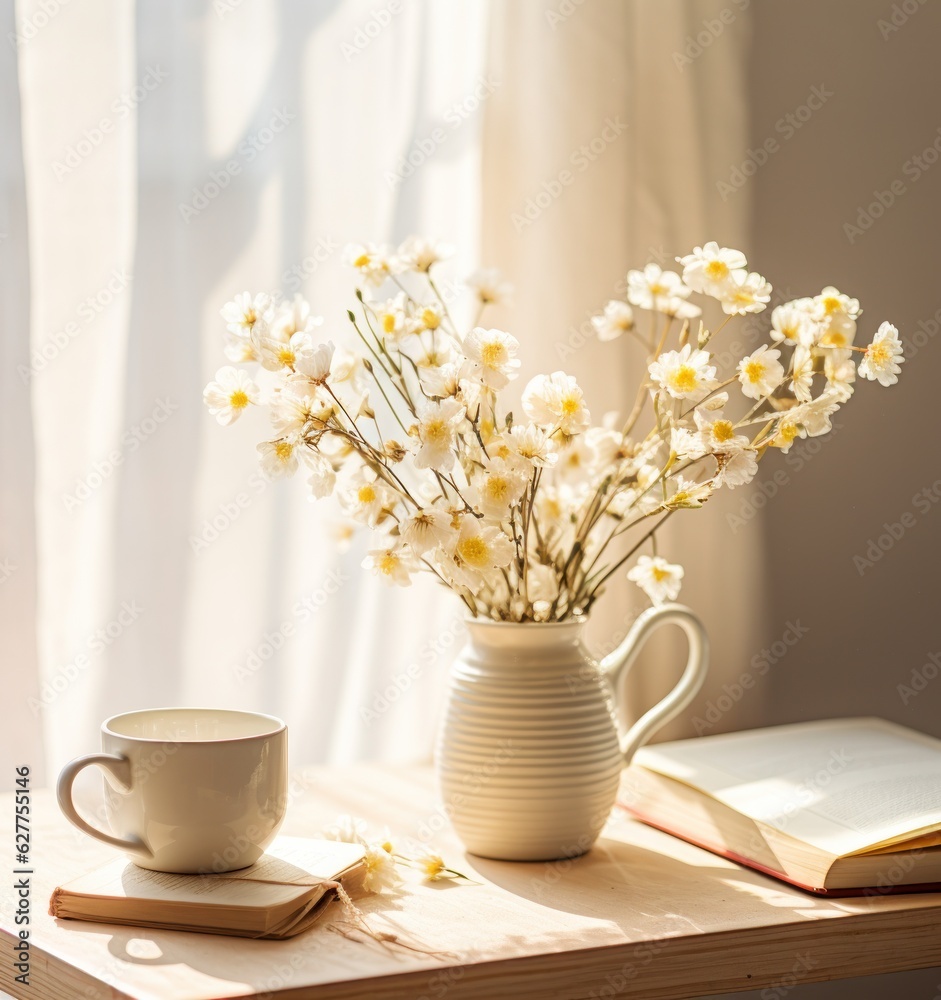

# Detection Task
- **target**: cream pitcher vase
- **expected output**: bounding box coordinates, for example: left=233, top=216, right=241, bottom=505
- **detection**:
left=436, top=603, right=708, bottom=861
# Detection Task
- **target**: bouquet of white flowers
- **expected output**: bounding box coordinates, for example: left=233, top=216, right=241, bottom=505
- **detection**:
left=204, top=238, right=903, bottom=622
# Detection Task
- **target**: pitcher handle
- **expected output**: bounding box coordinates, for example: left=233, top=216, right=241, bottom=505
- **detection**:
left=600, top=603, right=709, bottom=764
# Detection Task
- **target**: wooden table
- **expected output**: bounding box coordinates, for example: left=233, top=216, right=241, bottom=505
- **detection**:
left=2, top=765, right=940, bottom=999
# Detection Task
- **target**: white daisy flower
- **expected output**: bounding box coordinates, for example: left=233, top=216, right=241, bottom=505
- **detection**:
left=663, top=296, right=702, bottom=320
left=271, top=379, right=332, bottom=436
left=344, top=243, right=399, bottom=287
left=771, top=302, right=818, bottom=347
left=648, top=343, right=717, bottom=400
left=341, top=469, right=396, bottom=527
left=556, top=436, right=599, bottom=483
left=737, top=345, right=784, bottom=399
left=414, top=398, right=466, bottom=471
left=415, top=303, right=444, bottom=331
left=362, top=544, right=417, bottom=587
left=670, top=425, right=707, bottom=461
left=522, top=371, right=591, bottom=434
left=677, top=242, right=747, bottom=296
left=591, top=300, right=635, bottom=342
left=257, top=438, right=300, bottom=478
left=824, top=354, right=856, bottom=401
left=791, top=390, right=844, bottom=437
left=771, top=417, right=803, bottom=453
left=369, top=293, right=410, bottom=344
left=693, top=407, right=749, bottom=452
left=627, top=555, right=684, bottom=605
left=270, top=295, right=322, bottom=341
left=462, top=328, right=521, bottom=390
left=466, top=268, right=513, bottom=307
left=713, top=448, right=758, bottom=489
left=506, top=423, right=559, bottom=468
left=626, top=263, right=692, bottom=312
left=401, top=507, right=457, bottom=555
left=257, top=330, right=316, bottom=372
left=203, top=366, right=260, bottom=425
left=813, top=285, right=861, bottom=324
left=789, top=345, right=815, bottom=402
left=413, top=851, right=463, bottom=881
left=720, top=270, right=772, bottom=315
left=817, top=318, right=857, bottom=357
left=663, top=476, right=714, bottom=509
left=305, top=450, right=336, bottom=500
left=468, top=460, right=528, bottom=520
left=223, top=331, right=260, bottom=364
left=446, top=518, right=515, bottom=593
left=397, top=235, right=453, bottom=273
left=294, top=340, right=335, bottom=384
left=361, top=843, right=402, bottom=893
left=419, top=361, right=464, bottom=399
left=221, top=291, right=273, bottom=338
left=858, top=321, right=904, bottom=387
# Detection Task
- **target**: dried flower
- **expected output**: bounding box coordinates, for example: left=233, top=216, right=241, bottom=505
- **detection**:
left=205, top=240, right=902, bottom=622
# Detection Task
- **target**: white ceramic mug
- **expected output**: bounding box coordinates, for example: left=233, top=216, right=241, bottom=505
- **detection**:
left=57, top=708, right=288, bottom=873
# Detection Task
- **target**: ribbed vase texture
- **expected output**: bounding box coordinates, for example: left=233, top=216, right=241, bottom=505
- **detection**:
left=436, top=620, right=622, bottom=861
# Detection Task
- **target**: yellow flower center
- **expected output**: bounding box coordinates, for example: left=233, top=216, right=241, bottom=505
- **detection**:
left=278, top=347, right=296, bottom=366
left=744, top=360, right=766, bottom=384
left=480, top=341, right=507, bottom=368
left=229, top=389, right=250, bottom=410
left=560, top=395, right=580, bottom=416
left=378, top=552, right=398, bottom=575
left=422, top=307, right=440, bottom=330
left=821, top=295, right=842, bottom=314
left=353, top=253, right=371, bottom=268
left=732, top=290, right=754, bottom=305
left=705, top=260, right=729, bottom=280
left=382, top=313, right=396, bottom=334
left=423, top=418, right=450, bottom=445
left=821, top=329, right=847, bottom=348
left=485, top=477, right=509, bottom=502
left=651, top=566, right=670, bottom=582
left=712, top=419, right=735, bottom=442
left=457, top=535, right=489, bottom=567
left=868, top=342, right=891, bottom=365
left=243, top=309, right=256, bottom=327
left=422, top=856, right=445, bottom=878
left=274, top=441, right=293, bottom=462
left=357, top=484, right=377, bottom=504
left=671, top=490, right=690, bottom=505
left=778, top=422, right=799, bottom=444
left=669, top=365, right=698, bottom=393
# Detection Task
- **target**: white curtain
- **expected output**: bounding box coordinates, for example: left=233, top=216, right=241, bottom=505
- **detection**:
left=481, top=0, right=764, bottom=740
left=3, top=0, right=761, bottom=789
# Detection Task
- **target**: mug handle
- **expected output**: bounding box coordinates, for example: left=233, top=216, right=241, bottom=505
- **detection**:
left=600, top=603, right=709, bottom=764
left=56, top=753, right=152, bottom=856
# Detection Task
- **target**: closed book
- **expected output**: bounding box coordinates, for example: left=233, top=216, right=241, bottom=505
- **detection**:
left=49, top=836, right=366, bottom=939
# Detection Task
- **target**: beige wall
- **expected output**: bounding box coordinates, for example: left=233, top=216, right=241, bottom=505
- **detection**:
left=708, top=2, right=941, bottom=997
left=746, top=0, right=941, bottom=742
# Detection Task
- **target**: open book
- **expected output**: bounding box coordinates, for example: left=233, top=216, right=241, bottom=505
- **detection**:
left=49, top=837, right=366, bottom=938
left=622, top=718, right=941, bottom=895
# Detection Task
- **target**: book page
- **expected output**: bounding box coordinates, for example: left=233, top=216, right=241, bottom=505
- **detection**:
left=634, top=718, right=941, bottom=857
left=59, top=837, right=365, bottom=910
